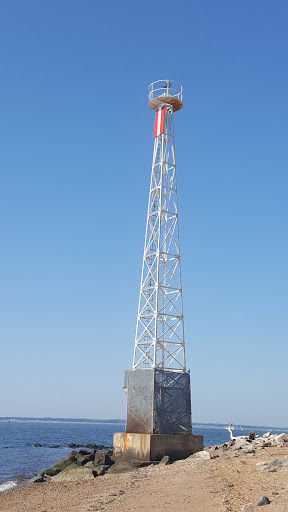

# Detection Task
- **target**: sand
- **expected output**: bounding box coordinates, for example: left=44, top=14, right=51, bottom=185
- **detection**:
left=1, top=445, right=288, bottom=512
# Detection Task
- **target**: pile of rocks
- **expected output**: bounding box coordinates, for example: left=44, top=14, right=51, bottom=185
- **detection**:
left=36, top=449, right=116, bottom=482
left=35, top=448, right=164, bottom=483
left=256, top=455, right=288, bottom=473
left=204, top=432, right=288, bottom=458
left=34, top=432, right=288, bottom=483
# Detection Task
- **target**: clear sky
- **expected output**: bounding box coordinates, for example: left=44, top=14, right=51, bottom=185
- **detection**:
left=0, top=0, right=287, bottom=427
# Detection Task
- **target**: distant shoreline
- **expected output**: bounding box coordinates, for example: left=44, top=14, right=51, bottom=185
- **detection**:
left=1, top=417, right=288, bottom=430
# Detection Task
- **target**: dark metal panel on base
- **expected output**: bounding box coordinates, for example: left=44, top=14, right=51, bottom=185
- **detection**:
left=154, top=370, right=192, bottom=434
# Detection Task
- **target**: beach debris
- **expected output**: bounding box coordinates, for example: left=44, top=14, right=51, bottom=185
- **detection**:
left=255, top=495, right=271, bottom=506
left=225, top=423, right=247, bottom=441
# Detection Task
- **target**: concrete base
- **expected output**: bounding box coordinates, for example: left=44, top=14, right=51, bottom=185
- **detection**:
left=113, top=432, right=203, bottom=461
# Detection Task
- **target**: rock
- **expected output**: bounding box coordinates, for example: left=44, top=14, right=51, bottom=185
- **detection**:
left=77, top=449, right=91, bottom=455
left=255, top=496, right=270, bottom=506
left=272, top=433, right=288, bottom=446
left=277, top=433, right=288, bottom=441
left=65, top=450, right=77, bottom=461
left=188, top=450, right=211, bottom=460
left=249, top=431, right=256, bottom=440
left=54, top=458, right=75, bottom=471
left=257, top=466, right=277, bottom=473
left=94, top=451, right=114, bottom=466
left=32, top=443, right=42, bottom=447
left=40, top=458, right=75, bottom=479
left=268, top=455, right=288, bottom=467
left=254, top=439, right=268, bottom=448
left=267, top=458, right=280, bottom=467
left=231, top=439, right=249, bottom=450
left=84, top=461, right=95, bottom=468
left=50, top=445, right=60, bottom=448
left=242, top=449, right=255, bottom=455
left=42, top=467, right=61, bottom=477
left=240, top=504, right=252, bottom=511
left=93, top=464, right=111, bottom=476
left=160, top=455, right=171, bottom=465
left=106, top=459, right=136, bottom=474
left=138, top=461, right=158, bottom=467
left=76, top=451, right=94, bottom=466
left=51, top=465, right=96, bottom=482
left=30, top=474, right=44, bottom=483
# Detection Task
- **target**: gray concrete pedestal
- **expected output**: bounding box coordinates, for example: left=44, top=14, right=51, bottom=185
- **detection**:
left=113, top=432, right=203, bottom=461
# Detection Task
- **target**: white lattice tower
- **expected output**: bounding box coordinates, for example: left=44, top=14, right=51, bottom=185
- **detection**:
left=133, top=80, right=186, bottom=373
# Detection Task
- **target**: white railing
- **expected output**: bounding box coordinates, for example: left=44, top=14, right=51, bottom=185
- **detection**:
left=148, top=80, right=183, bottom=102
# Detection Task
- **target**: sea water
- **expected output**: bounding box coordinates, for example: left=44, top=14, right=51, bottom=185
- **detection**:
left=0, top=419, right=125, bottom=491
left=0, top=418, right=286, bottom=491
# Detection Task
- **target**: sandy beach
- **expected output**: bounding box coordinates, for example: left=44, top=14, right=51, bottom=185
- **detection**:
left=1, top=444, right=288, bottom=512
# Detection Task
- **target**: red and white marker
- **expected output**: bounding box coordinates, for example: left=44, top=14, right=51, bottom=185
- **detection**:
left=154, top=106, right=165, bottom=138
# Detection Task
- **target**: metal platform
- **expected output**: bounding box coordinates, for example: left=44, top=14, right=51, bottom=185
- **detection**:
left=148, top=79, right=183, bottom=111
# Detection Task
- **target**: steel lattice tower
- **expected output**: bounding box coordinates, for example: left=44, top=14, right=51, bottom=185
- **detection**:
left=133, top=81, right=186, bottom=373
left=113, top=80, right=203, bottom=459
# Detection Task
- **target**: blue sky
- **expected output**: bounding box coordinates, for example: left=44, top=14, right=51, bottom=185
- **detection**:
left=0, top=0, right=287, bottom=427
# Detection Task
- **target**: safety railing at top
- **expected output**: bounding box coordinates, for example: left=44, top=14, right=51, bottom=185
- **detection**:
left=148, top=80, right=183, bottom=102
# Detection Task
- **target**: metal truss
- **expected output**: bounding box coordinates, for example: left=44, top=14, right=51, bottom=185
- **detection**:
left=133, top=105, right=186, bottom=372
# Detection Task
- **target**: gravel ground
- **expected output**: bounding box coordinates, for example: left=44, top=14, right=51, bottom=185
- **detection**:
left=1, top=445, right=288, bottom=512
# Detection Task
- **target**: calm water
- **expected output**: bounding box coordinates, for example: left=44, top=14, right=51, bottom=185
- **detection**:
left=0, top=419, right=286, bottom=490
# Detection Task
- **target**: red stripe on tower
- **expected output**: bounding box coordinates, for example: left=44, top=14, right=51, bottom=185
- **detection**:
left=153, top=106, right=165, bottom=138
